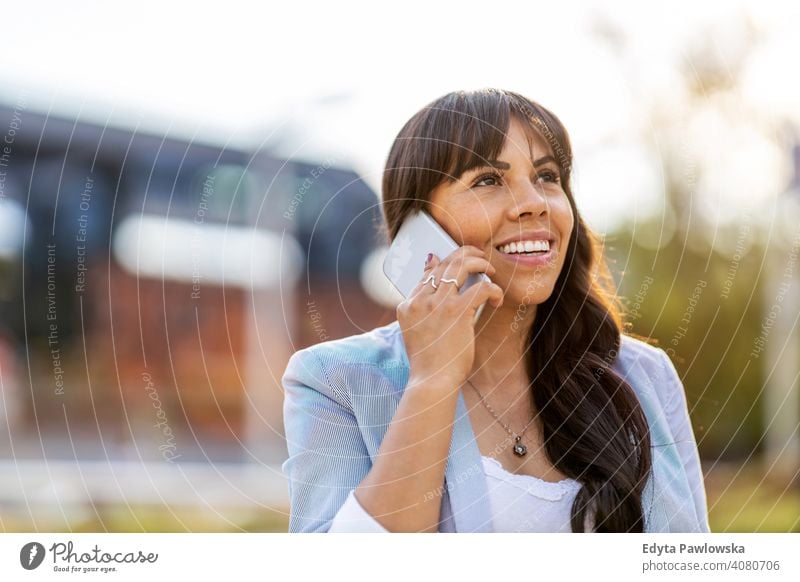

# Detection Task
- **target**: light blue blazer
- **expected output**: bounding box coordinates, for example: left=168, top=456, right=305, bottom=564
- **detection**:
left=281, top=320, right=711, bottom=533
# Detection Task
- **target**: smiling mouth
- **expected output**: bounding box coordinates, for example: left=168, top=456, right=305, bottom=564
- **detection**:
left=494, top=239, right=555, bottom=256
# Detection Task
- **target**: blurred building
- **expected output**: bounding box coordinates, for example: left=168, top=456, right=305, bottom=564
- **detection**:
left=0, top=102, right=392, bottom=465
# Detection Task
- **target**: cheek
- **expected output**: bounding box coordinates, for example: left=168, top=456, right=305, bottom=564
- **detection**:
left=461, top=219, right=497, bottom=247
left=433, top=201, right=495, bottom=246
left=554, top=197, right=575, bottom=231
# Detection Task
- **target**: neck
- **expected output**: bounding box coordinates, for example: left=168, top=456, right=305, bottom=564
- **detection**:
left=470, top=302, right=536, bottom=394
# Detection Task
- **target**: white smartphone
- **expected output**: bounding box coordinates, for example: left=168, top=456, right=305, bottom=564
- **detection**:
left=383, top=210, right=490, bottom=326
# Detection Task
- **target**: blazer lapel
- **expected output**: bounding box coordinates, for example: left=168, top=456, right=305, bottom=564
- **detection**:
left=352, top=366, right=494, bottom=533
left=443, top=388, right=494, bottom=532
left=392, top=326, right=492, bottom=532
left=353, top=325, right=493, bottom=533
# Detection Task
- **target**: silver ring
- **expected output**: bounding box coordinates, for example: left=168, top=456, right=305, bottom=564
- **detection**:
left=439, top=277, right=460, bottom=289
left=424, top=274, right=438, bottom=289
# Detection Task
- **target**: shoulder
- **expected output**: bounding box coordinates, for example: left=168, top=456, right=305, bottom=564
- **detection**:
left=615, top=333, right=683, bottom=407
left=282, top=321, right=407, bottom=405
left=288, top=320, right=407, bottom=370
left=617, top=333, right=669, bottom=372
left=615, top=334, right=677, bottom=391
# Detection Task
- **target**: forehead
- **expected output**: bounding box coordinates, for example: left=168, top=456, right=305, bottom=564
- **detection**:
left=434, top=109, right=560, bottom=187
left=498, top=118, right=553, bottom=161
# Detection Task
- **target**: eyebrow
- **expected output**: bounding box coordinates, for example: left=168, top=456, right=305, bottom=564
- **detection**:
left=470, top=155, right=557, bottom=172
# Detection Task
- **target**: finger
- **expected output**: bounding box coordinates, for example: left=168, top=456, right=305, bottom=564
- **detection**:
left=440, top=244, right=486, bottom=265
left=409, top=252, right=440, bottom=297
left=433, top=245, right=488, bottom=282
left=424, top=251, right=439, bottom=272
left=459, top=279, right=505, bottom=311
left=438, top=256, right=496, bottom=294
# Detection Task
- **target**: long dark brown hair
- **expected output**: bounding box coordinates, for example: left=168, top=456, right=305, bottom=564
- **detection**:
left=380, top=88, right=652, bottom=532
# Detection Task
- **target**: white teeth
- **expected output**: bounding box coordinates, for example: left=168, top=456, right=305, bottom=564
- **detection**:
left=498, top=240, right=550, bottom=254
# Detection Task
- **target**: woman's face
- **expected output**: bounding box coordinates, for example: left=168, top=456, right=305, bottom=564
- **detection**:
left=428, top=117, right=575, bottom=312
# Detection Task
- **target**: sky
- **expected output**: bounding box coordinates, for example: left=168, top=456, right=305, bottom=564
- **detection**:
left=1, top=0, right=798, bottom=235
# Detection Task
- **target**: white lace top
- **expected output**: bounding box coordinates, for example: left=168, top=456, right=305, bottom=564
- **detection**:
left=328, top=455, right=595, bottom=533
left=481, top=455, right=592, bottom=532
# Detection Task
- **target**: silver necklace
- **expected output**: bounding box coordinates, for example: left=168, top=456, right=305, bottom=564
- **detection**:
left=465, top=378, right=538, bottom=457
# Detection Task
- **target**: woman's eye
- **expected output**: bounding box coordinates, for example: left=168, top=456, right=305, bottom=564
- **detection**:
left=471, top=169, right=560, bottom=188
left=536, top=170, right=560, bottom=184
left=473, top=172, right=502, bottom=187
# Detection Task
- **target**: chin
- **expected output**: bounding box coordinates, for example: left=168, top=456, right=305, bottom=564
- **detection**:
left=503, top=271, right=557, bottom=297
left=502, top=284, right=554, bottom=310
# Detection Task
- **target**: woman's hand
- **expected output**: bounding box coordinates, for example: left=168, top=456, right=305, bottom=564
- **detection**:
left=397, top=246, right=504, bottom=389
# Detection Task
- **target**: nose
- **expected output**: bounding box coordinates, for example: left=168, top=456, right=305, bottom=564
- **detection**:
left=505, top=179, right=548, bottom=221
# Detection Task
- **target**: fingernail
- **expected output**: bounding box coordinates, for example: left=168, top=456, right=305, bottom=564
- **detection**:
left=425, top=252, right=433, bottom=266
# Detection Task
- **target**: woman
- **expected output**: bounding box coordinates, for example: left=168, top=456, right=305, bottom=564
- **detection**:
left=281, top=88, right=710, bottom=533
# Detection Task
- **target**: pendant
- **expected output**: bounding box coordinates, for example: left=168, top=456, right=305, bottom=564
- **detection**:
left=512, top=436, right=527, bottom=457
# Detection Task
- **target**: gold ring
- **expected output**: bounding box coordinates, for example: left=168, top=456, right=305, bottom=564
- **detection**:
left=424, top=274, right=438, bottom=289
